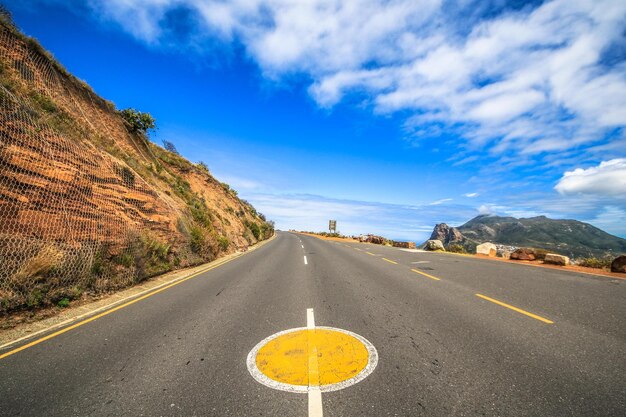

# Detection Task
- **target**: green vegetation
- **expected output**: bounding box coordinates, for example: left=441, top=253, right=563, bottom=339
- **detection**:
left=57, top=298, right=70, bottom=308
left=189, top=226, right=206, bottom=254
left=0, top=5, right=15, bottom=27
left=162, top=140, right=179, bottom=155
left=119, top=108, right=156, bottom=134
left=197, top=161, right=209, bottom=173
left=116, top=165, right=136, bottom=187
left=532, top=248, right=549, bottom=261
left=217, top=235, right=230, bottom=252
left=447, top=243, right=466, bottom=253
left=577, top=257, right=613, bottom=269
left=29, top=91, right=57, bottom=113
left=246, top=220, right=261, bottom=240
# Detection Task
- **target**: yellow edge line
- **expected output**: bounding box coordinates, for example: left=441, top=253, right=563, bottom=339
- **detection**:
left=365, top=252, right=377, bottom=256
left=411, top=268, right=441, bottom=281
left=476, top=293, right=554, bottom=324
left=382, top=258, right=398, bottom=265
left=0, top=251, right=249, bottom=360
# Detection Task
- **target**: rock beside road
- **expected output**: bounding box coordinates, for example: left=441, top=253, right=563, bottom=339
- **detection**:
left=510, top=248, right=536, bottom=261
left=424, top=240, right=445, bottom=251
left=544, top=253, right=570, bottom=266
left=611, top=255, right=626, bottom=273
left=393, top=241, right=416, bottom=249
left=476, top=242, right=497, bottom=257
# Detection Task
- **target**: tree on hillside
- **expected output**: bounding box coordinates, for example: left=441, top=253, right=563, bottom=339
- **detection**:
left=0, top=5, right=15, bottom=27
left=162, top=140, right=179, bottom=155
left=119, top=108, right=156, bottom=135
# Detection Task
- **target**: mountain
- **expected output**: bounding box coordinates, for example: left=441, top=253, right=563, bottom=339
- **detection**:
left=0, top=17, right=273, bottom=312
left=455, top=215, right=626, bottom=259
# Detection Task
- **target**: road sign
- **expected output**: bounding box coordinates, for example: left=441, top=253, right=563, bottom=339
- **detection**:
left=329, top=220, right=337, bottom=233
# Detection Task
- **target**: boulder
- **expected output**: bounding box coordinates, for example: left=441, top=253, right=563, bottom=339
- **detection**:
left=424, top=240, right=445, bottom=251
left=392, top=241, right=416, bottom=249
left=476, top=242, right=497, bottom=257
left=510, top=248, right=536, bottom=261
left=498, top=250, right=511, bottom=259
left=611, top=255, right=626, bottom=273
left=544, top=253, right=570, bottom=266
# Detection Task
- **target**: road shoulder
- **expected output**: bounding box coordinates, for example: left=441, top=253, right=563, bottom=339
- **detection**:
left=0, top=234, right=276, bottom=349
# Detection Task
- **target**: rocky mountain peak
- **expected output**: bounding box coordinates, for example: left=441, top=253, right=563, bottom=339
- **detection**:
left=429, top=223, right=464, bottom=245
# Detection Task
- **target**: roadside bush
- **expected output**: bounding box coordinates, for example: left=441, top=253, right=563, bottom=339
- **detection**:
left=447, top=244, right=466, bottom=253
left=245, top=221, right=261, bottom=240
left=217, top=235, right=230, bottom=252
left=533, top=248, right=549, bottom=261
left=577, top=257, right=612, bottom=269
left=138, top=234, right=172, bottom=278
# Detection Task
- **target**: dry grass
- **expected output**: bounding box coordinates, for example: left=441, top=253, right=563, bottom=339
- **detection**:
left=11, top=244, right=64, bottom=285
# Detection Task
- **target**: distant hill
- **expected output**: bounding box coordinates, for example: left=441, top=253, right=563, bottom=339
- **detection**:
left=454, top=215, right=626, bottom=259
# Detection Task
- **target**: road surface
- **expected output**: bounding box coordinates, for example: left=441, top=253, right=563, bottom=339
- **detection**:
left=1, top=231, right=625, bottom=416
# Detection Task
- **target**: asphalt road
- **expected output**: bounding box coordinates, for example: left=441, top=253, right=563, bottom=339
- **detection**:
left=1, top=231, right=625, bottom=416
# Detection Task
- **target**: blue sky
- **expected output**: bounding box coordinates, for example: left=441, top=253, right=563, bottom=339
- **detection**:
left=6, top=0, right=626, bottom=240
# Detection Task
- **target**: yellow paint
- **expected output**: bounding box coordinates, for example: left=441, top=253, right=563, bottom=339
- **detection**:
left=0, top=249, right=253, bottom=361
left=256, top=329, right=369, bottom=386
left=411, top=268, right=441, bottom=281
left=382, top=258, right=398, bottom=265
left=365, top=252, right=377, bottom=256
left=476, top=293, right=554, bottom=324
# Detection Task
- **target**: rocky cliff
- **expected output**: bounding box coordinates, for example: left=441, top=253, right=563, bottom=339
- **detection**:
left=429, top=223, right=464, bottom=246
left=0, top=16, right=273, bottom=312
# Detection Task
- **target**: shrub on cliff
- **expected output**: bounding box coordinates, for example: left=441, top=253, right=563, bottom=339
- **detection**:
left=162, top=140, right=179, bottom=155
left=119, top=108, right=156, bottom=134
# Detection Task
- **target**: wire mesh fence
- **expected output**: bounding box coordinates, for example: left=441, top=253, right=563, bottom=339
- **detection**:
left=0, top=20, right=181, bottom=312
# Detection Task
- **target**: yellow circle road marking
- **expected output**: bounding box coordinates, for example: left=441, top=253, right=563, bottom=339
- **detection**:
left=256, top=329, right=369, bottom=386
left=247, top=326, right=378, bottom=393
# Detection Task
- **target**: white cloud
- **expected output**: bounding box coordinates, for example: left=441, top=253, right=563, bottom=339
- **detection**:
left=244, top=193, right=475, bottom=240
left=477, top=204, right=494, bottom=215
left=65, top=0, right=626, bottom=161
left=464, top=192, right=479, bottom=198
left=554, top=158, right=626, bottom=197
left=428, top=198, right=453, bottom=206
left=587, top=206, right=626, bottom=237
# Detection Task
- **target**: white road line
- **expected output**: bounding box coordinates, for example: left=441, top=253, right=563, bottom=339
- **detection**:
left=308, top=388, right=323, bottom=417
left=301, top=245, right=304, bottom=248
left=306, top=308, right=323, bottom=417
left=304, top=256, right=308, bottom=265
left=307, top=308, right=315, bottom=328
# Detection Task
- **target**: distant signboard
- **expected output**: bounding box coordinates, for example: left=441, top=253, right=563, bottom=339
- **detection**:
left=329, top=220, right=337, bottom=233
